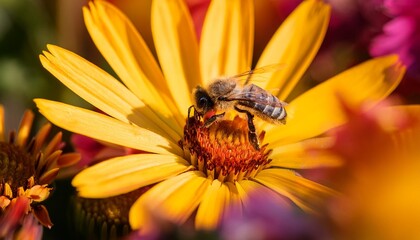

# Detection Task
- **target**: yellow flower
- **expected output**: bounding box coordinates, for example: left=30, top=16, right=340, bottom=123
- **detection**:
left=35, top=0, right=405, bottom=231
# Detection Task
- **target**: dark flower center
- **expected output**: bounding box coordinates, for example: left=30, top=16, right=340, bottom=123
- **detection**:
left=73, top=187, right=150, bottom=239
left=0, top=142, right=36, bottom=194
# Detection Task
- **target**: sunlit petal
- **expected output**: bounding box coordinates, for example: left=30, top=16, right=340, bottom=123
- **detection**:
left=72, top=154, right=191, bottom=198
left=16, top=110, right=34, bottom=147
left=152, top=0, right=201, bottom=116
left=255, top=0, right=330, bottom=100
left=266, top=55, right=405, bottom=146
left=200, top=0, right=254, bottom=84
left=129, top=171, right=211, bottom=230
left=255, top=168, right=338, bottom=213
left=35, top=99, right=182, bottom=156
left=195, top=180, right=230, bottom=230
left=84, top=1, right=184, bottom=127
left=269, top=137, right=342, bottom=169
left=41, top=45, right=181, bottom=142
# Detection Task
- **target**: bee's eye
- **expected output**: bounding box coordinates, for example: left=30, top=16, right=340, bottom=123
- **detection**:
left=194, top=86, right=213, bottom=112
left=198, top=97, right=208, bottom=108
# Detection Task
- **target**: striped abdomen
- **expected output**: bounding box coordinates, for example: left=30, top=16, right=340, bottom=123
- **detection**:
left=237, top=84, right=287, bottom=124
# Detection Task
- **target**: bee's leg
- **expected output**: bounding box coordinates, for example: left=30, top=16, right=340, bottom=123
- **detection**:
left=188, top=105, right=195, bottom=119
left=204, top=112, right=225, bottom=128
left=234, top=106, right=259, bottom=150
left=186, top=105, right=196, bottom=129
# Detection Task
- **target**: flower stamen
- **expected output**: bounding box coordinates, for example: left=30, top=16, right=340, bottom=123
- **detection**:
left=180, top=112, right=272, bottom=182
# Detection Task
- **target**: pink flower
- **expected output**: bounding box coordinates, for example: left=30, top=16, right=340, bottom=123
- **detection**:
left=370, top=0, right=420, bottom=93
left=71, top=134, right=143, bottom=170
left=220, top=189, right=329, bottom=240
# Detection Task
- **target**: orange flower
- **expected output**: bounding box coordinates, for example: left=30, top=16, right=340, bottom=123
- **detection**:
left=0, top=106, right=80, bottom=238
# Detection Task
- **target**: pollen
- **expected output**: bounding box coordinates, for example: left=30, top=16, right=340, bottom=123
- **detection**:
left=180, top=112, right=272, bottom=182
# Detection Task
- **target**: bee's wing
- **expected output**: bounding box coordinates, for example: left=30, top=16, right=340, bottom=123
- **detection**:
left=229, top=64, right=284, bottom=85
left=224, top=90, right=288, bottom=107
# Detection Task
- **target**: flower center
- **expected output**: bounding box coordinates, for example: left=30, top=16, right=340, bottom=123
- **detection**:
left=179, top=113, right=272, bottom=182
left=0, top=142, right=36, bottom=195
left=73, top=187, right=150, bottom=238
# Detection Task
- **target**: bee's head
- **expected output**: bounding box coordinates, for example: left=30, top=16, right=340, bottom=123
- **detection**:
left=193, top=86, right=214, bottom=114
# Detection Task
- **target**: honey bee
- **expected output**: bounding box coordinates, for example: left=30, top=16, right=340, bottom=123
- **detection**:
left=190, top=65, right=287, bottom=150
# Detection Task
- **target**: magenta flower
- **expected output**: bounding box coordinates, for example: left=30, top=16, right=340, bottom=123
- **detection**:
left=370, top=0, right=420, bottom=82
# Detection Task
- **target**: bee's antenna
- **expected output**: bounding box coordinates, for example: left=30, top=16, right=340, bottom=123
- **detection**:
left=244, top=68, right=254, bottom=85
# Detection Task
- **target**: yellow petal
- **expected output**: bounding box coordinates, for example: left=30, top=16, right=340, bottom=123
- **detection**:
left=255, top=0, right=330, bottom=101
left=41, top=45, right=181, bottom=142
left=16, top=110, right=34, bottom=147
left=200, top=0, right=254, bottom=85
left=255, top=168, right=338, bottom=213
left=269, top=137, right=342, bottom=169
left=27, top=185, right=51, bottom=202
left=235, top=180, right=291, bottom=209
left=84, top=1, right=184, bottom=128
left=72, top=154, right=191, bottom=198
left=224, top=181, right=243, bottom=216
left=152, top=0, right=201, bottom=116
left=35, top=99, right=182, bottom=156
left=129, top=171, right=210, bottom=230
left=195, top=180, right=230, bottom=230
left=266, top=55, right=406, bottom=146
left=0, top=196, right=11, bottom=209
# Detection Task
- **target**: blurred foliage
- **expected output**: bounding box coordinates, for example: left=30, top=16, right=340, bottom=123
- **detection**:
left=0, top=1, right=86, bottom=239
left=0, top=0, right=54, bottom=105
left=0, top=0, right=89, bottom=130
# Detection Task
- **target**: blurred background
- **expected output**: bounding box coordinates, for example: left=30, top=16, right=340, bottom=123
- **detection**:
left=0, top=0, right=86, bottom=130
left=1, top=0, right=419, bottom=239
left=3, top=0, right=419, bottom=129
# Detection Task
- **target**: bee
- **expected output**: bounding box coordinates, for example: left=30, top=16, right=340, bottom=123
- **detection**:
left=190, top=65, right=287, bottom=150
